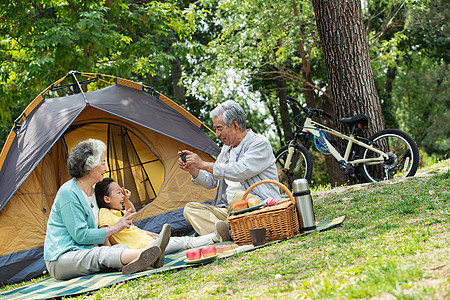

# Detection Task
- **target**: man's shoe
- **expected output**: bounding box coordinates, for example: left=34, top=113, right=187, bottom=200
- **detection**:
left=214, top=220, right=231, bottom=242
left=153, top=224, right=171, bottom=268
left=122, top=246, right=160, bottom=275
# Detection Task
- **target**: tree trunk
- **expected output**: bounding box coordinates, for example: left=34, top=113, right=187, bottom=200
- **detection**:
left=319, top=93, right=345, bottom=186
left=302, top=69, right=316, bottom=109
left=292, top=2, right=317, bottom=109
left=311, top=0, right=385, bottom=186
left=382, top=64, right=398, bottom=128
left=311, top=0, right=385, bottom=137
left=277, top=79, right=292, bottom=144
left=171, top=59, right=186, bottom=104
left=266, top=98, right=284, bottom=148
left=385, top=65, right=396, bottom=99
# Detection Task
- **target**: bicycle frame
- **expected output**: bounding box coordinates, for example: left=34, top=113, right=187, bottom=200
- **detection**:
left=301, top=117, right=388, bottom=166
left=279, top=96, right=419, bottom=183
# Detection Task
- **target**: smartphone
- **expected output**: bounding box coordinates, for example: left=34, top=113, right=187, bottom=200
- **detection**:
left=179, top=152, right=187, bottom=163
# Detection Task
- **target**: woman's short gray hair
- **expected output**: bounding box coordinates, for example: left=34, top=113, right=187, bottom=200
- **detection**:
left=67, top=139, right=106, bottom=178
left=210, top=100, right=247, bottom=130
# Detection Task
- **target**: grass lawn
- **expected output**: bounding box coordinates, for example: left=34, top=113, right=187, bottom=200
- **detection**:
left=1, top=160, right=449, bottom=299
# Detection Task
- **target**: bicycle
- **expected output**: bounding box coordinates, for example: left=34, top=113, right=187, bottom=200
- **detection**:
left=275, top=96, right=420, bottom=188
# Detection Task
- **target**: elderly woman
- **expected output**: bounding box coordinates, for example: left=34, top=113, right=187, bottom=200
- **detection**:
left=44, top=139, right=167, bottom=280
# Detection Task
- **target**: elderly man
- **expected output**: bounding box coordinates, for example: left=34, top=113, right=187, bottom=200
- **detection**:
left=178, top=100, right=281, bottom=239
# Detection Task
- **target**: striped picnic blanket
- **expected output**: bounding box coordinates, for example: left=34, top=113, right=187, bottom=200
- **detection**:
left=0, top=215, right=345, bottom=300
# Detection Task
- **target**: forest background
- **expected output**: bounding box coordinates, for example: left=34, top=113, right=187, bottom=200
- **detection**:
left=0, top=0, right=448, bottom=187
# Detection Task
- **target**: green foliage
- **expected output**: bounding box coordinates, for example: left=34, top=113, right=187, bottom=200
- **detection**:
left=392, top=57, right=449, bottom=155
left=404, top=0, right=450, bottom=64
left=0, top=0, right=201, bottom=148
left=368, top=0, right=449, bottom=157
left=186, top=0, right=321, bottom=140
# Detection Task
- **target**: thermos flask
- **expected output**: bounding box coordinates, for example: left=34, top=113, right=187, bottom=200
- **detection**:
left=292, top=179, right=316, bottom=232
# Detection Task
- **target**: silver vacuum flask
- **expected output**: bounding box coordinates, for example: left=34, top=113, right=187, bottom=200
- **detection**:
left=292, top=179, right=316, bottom=232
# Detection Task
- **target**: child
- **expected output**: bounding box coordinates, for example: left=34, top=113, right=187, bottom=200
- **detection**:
left=95, top=178, right=229, bottom=266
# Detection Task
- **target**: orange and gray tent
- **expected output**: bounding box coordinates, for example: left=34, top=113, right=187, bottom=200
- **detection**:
left=0, top=71, right=220, bottom=285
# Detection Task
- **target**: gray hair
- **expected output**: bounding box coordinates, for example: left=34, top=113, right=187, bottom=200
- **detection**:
left=210, top=100, right=247, bottom=130
left=67, top=139, right=106, bottom=178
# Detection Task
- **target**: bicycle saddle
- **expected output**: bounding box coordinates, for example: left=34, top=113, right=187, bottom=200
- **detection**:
left=340, top=114, right=368, bottom=126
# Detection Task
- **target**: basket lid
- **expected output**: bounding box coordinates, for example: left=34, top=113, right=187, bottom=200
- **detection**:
left=228, top=199, right=293, bottom=220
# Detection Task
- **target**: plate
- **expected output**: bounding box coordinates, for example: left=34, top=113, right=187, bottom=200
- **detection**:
left=231, top=202, right=264, bottom=214
left=184, top=254, right=219, bottom=264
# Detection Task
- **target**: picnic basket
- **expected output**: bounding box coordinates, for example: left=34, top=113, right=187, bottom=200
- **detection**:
left=228, top=180, right=300, bottom=245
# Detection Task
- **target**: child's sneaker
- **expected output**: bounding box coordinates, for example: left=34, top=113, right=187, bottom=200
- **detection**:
left=153, top=224, right=171, bottom=268
left=122, top=245, right=160, bottom=275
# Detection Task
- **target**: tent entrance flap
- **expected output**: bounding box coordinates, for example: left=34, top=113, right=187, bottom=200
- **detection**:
left=107, top=124, right=159, bottom=211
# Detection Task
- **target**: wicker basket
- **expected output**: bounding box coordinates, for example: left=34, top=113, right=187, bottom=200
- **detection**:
left=228, top=180, right=300, bottom=245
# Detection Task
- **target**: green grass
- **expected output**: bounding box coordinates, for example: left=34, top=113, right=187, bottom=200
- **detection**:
left=1, top=161, right=449, bottom=299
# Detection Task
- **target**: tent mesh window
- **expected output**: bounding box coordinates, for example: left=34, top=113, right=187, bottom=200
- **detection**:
left=107, top=124, right=157, bottom=210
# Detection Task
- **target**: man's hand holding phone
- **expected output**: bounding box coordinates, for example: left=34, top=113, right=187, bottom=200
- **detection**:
left=179, top=151, right=187, bottom=162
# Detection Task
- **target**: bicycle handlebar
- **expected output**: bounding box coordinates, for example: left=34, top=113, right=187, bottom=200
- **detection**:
left=322, top=111, right=333, bottom=119
left=286, top=96, right=333, bottom=119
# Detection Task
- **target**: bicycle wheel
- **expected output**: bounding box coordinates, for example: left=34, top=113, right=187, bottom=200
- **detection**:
left=359, top=129, right=419, bottom=182
left=275, top=144, right=313, bottom=190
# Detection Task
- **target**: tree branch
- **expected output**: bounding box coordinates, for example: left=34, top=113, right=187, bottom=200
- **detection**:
left=368, top=0, right=407, bottom=47
left=256, top=69, right=331, bottom=100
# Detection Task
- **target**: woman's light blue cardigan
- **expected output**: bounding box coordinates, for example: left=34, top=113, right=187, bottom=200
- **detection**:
left=44, top=178, right=107, bottom=261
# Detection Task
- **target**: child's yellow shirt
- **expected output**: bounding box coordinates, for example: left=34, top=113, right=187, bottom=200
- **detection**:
left=98, top=208, right=155, bottom=249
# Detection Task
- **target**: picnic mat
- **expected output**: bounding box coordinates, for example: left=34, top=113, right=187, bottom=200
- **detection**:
left=1, top=215, right=345, bottom=300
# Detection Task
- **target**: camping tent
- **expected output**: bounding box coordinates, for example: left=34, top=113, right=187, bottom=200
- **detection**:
left=0, top=71, right=220, bottom=285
